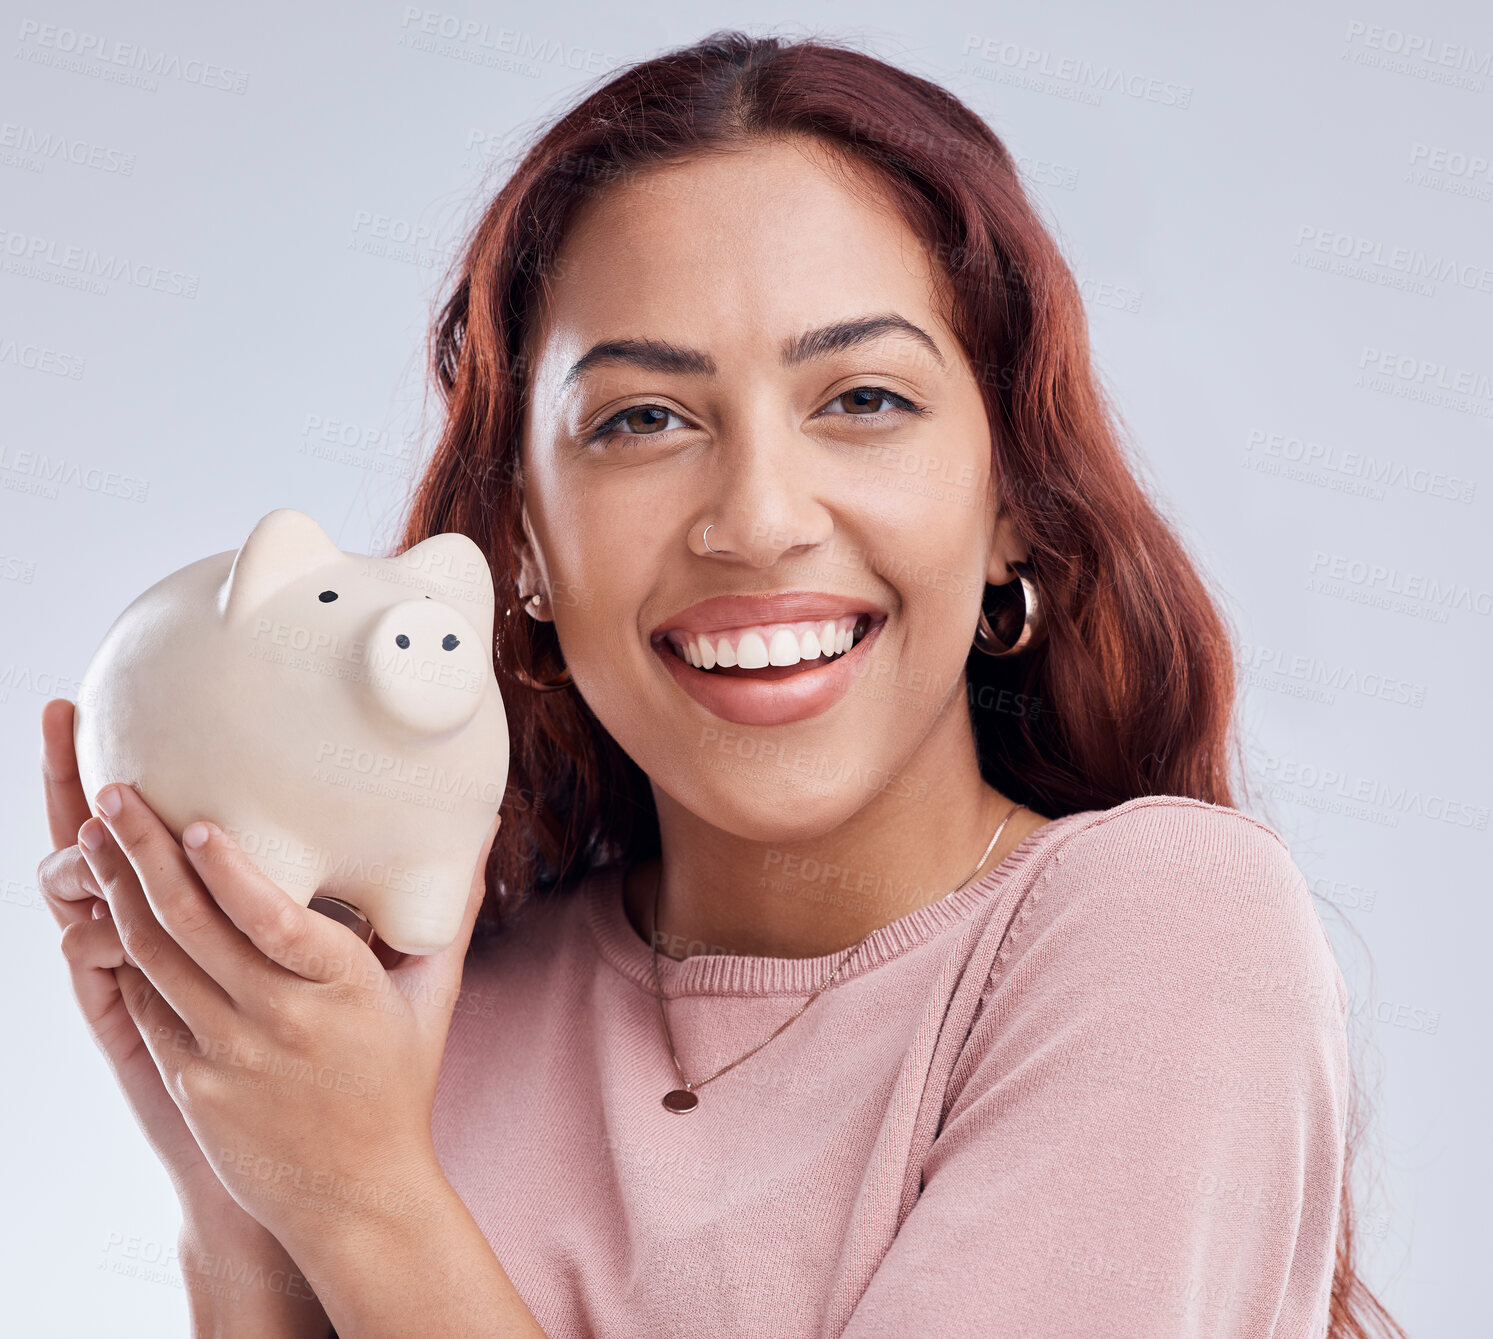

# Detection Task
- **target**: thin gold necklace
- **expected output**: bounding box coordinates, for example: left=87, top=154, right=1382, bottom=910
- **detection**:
left=649, top=800, right=1026, bottom=1114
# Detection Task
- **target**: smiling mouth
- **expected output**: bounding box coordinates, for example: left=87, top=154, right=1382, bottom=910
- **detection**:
left=653, top=612, right=880, bottom=680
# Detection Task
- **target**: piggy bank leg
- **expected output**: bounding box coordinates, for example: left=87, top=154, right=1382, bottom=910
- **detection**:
left=361, top=878, right=470, bottom=956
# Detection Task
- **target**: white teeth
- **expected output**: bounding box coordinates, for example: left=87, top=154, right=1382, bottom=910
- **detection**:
left=666, top=614, right=870, bottom=672
left=768, top=629, right=802, bottom=666
left=735, top=631, right=770, bottom=669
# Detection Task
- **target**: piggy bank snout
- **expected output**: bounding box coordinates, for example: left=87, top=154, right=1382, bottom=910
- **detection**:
left=363, top=599, right=489, bottom=735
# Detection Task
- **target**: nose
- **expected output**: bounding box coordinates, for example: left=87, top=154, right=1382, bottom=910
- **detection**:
left=364, top=599, right=486, bottom=735
left=689, top=421, right=835, bottom=565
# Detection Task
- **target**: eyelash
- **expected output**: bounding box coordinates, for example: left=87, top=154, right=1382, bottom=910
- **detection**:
left=585, top=386, right=929, bottom=446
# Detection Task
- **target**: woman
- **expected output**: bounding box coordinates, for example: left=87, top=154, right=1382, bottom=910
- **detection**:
left=40, top=30, right=1405, bottom=1339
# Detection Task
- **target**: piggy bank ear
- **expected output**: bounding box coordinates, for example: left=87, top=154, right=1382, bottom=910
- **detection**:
left=395, top=532, right=496, bottom=644
left=220, top=509, right=344, bottom=622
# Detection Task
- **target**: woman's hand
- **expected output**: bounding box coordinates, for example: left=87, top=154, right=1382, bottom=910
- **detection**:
left=67, top=730, right=501, bottom=1272
left=40, top=699, right=267, bottom=1218
left=40, top=699, right=333, bottom=1335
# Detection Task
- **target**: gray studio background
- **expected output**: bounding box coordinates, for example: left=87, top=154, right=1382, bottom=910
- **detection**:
left=3, top=2, right=1488, bottom=1334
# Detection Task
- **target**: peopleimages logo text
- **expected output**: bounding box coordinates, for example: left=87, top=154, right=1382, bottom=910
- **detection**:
left=1295, top=227, right=1493, bottom=293
left=958, top=36, right=1193, bottom=107
left=0, top=227, right=198, bottom=297
left=15, top=20, right=250, bottom=93
left=1343, top=21, right=1492, bottom=75
left=1308, top=552, right=1493, bottom=615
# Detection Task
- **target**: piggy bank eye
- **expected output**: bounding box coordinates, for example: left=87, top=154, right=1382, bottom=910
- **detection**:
left=318, top=590, right=338, bottom=603
left=442, top=634, right=460, bottom=651
left=395, top=634, right=410, bottom=648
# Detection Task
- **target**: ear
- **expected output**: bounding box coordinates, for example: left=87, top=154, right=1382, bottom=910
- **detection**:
left=394, top=531, right=496, bottom=644
left=986, top=509, right=1030, bottom=587
left=513, top=499, right=549, bottom=623
left=220, top=509, right=344, bottom=622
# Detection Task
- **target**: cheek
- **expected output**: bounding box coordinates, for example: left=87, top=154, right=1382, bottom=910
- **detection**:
left=856, top=503, right=987, bottom=713
left=544, top=484, right=667, bottom=644
left=849, top=414, right=990, bottom=541
left=857, top=478, right=989, bottom=616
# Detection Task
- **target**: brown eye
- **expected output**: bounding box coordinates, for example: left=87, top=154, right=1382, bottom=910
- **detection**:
left=589, top=403, right=684, bottom=445
left=619, top=406, right=673, bottom=433
left=821, top=386, right=921, bottom=419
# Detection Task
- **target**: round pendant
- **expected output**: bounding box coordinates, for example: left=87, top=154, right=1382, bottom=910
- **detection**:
left=663, top=1088, right=699, bottom=1114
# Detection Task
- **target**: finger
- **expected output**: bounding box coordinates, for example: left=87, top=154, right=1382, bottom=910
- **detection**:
left=180, top=819, right=377, bottom=986
left=40, top=698, right=92, bottom=851
left=36, top=844, right=105, bottom=932
left=91, top=782, right=312, bottom=1006
left=92, top=896, right=135, bottom=964
left=60, top=912, right=185, bottom=1092
left=79, top=807, right=231, bottom=1042
left=59, top=912, right=134, bottom=1033
left=113, top=959, right=197, bottom=1079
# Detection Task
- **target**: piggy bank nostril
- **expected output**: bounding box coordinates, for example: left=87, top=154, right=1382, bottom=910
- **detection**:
left=395, top=634, right=410, bottom=649
left=442, top=634, right=460, bottom=651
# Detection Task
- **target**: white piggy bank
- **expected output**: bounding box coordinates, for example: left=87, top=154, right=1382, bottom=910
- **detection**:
left=73, top=508, right=510, bottom=955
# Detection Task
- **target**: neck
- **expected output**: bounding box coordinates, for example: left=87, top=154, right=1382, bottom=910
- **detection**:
left=623, top=698, right=1049, bottom=961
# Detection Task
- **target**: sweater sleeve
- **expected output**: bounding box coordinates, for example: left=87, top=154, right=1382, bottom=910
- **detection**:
left=837, top=799, right=1350, bottom=1339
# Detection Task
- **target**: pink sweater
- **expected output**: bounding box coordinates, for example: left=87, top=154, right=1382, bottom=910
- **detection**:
left=432, top=795, right=1349, bottom=1337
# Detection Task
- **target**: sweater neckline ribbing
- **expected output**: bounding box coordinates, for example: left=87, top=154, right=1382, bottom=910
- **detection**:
left=584, top=811, right=1088, bottom=998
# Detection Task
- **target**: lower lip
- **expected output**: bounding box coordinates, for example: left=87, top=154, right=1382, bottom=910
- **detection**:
left=651, top=619, right=886, bottom=727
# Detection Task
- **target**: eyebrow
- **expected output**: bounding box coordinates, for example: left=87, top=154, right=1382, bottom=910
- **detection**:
left=558, top=313, right=946, bottom=391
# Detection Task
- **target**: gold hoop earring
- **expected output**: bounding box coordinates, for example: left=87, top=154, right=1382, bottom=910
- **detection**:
left=500, top=592, right=574, bottom=691
left=973, top=565, right=1044, bottom=657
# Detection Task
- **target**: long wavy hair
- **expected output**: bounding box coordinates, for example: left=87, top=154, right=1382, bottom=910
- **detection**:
left=395, top=30, right=1405, bottom=1337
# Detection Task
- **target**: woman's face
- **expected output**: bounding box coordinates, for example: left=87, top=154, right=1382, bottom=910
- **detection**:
left=518, top=135, right=1026, bottom=841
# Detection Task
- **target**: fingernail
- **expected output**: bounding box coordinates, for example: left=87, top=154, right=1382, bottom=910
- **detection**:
left=78, top=819, right=105, bottom=851
left=93, top=900, right=112, bottom=920
left=182, top=822, right=210, bottom=850
left=96, top=785, right=122, bottom=819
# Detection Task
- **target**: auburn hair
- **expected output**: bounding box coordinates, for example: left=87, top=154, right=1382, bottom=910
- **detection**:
left=395, top=30, right=1405, bottom=1337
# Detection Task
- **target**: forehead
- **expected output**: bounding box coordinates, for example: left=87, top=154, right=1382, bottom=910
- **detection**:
left=533, top=138, right=948, bottom=365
